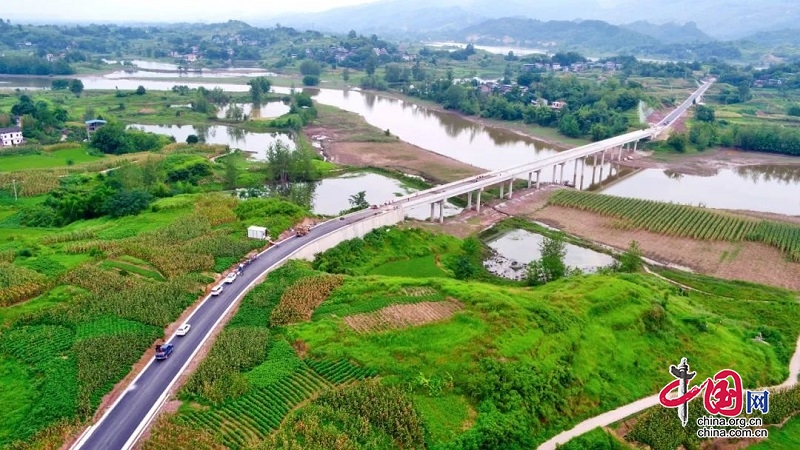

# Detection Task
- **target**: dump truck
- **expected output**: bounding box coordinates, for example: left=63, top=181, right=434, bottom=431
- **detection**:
left=295, top=225, right=310, bottom=237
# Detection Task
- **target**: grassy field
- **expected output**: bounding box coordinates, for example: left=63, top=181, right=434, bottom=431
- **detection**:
left=141, top=226, right=800, bottom=449
left=749, top=415, right=800, bottom=449
left=0, top=146, right=102, bottom=172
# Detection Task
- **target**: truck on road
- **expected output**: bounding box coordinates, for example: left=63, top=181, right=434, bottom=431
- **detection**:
left=155, top=343, right=174, bottom=360
left=295, top=225, right=309, bottom=237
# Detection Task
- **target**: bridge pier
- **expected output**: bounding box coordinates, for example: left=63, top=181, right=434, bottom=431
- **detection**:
left=536, top=170, right=541, bottom=189
left=573, top=159, right=578, bottom=185
left=579, top=157, right=585, bottom=190
left=476, top=188, right=483, bottom=213
left=552, top=165, right=557, bottom=184
left=467, top=191, right=472, bottom=209
left=528, top=172, right=532, bottom=188
left=507, top=180, right=513, bottom=199
left=559, top=162, right=565, bottom=184
left=439, top=200, right=444, bottom=223
left=618, top=144, right=624, bottom=161
left=430, top=202, right=435, bottom=221
left=592, top=154, right=598, bottom=184
left=633, top=140, right=638, bottom=152
left=499, top=182, right=504, bottom=199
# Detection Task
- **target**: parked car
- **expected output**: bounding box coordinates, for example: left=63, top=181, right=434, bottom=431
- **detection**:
left=224, top=272, right=237, bottom=284
left=176, top=323, right=191, bottom=336
left=155, top=343, right=174, bottom=360
left=211, top=285, right=223, bottom=296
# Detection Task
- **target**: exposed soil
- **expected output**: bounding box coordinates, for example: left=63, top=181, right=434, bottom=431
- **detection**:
left=619, top=147, right=800, bottom=178
left=305, top=121, right=484, bottom=183
left=343, top=299, right=463, bottom=333
left=531, top=205, right=800, bottom=291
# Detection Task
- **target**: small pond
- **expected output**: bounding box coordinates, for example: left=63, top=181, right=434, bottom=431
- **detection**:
left=216, top=102, right=291, bottom=120
left=484, top=228, right=615, bottom=280
left=129, top=124, right=294, bottom=160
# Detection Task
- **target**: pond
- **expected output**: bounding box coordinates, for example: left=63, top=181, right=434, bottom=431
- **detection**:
left=310, top=172, right=462, bottom=220
left=129, top=124, right=294, bottom=160
left=600, top=166, right=800, bottom=216
left=484, top=228, right=615, bottom=280
left=216, top=102, right=291, bottom=120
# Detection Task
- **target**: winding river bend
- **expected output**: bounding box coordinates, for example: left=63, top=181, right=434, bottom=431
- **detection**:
left=2, top=72, right=799, bottom=215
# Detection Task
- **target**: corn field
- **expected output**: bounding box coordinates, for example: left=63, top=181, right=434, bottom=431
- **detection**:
left=549, top=190, right=800, bottom=262
left=0, top=262, right=51, bottom=306
left=270, top=275, right=345, bottom=326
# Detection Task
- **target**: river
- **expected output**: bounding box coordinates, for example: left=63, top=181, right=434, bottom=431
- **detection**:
left=1, top=70, right=799, bottom=216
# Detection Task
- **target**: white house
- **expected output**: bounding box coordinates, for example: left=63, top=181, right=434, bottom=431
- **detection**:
left=247, top=226, right=269, bottom=240
left=0, top=127, right=24, bottom=147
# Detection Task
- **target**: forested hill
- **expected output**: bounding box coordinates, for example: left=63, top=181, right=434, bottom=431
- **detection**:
left=621, top=21, right=713, bottom=44
left=452, top=18, right=661, bottom=53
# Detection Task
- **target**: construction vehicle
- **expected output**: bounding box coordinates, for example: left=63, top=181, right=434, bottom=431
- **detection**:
left=295, top=225, right=310, bottom=237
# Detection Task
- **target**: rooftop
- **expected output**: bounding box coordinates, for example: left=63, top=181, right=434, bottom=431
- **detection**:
left=85, top=119, right=107, bottom=125
left=0, top=126, right=21, bottom=133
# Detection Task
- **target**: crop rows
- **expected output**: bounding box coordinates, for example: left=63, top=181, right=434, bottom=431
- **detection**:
left=549, top=190, right=800, bottom=261
left=39, top=227, right=103, bottom=245
left=180, top=365, right=331, bottom=449
left=0, top=262, right=51, bottom=306
left=270, top=275, right=345, bottom=326
left=0, top=325, right=75, bottom=365
left=306, top=358, right=378, bottom=384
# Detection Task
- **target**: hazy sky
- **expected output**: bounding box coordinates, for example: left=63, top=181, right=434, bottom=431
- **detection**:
left=2, top=0, right=382, bottom=22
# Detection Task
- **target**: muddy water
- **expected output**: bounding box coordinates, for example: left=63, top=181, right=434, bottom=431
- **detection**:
left=600, top=166, right=800, bottom=215
left=129, top=124, right=294, bottom=160
left=309, top=172, right=462, bottom=220
left=484, top=229, right=615, bottom=280
left=216, top=102, right=291, bottom=120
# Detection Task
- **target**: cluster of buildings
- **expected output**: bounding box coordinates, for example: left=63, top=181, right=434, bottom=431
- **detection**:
left=522, top=61, right=624, bottom=73
left=168, top=47, right=200, bottom=62
left=476, top=81, right=567, bottom=109
left=753, top=78, right=784, bottom=88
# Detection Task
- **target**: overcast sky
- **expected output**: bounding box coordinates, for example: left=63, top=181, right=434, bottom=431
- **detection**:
left=2, top=0, right=381, bottom=23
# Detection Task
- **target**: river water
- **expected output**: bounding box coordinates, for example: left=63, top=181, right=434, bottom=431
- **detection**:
left=1, top=70, right=798, bottom=216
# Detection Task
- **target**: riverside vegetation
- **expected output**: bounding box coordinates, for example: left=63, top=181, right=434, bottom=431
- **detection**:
left=141, top=225, right=800, bottom=450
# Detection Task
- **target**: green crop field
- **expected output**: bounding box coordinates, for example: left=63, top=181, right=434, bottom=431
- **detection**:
left=0, top=146, right=102, bottom=172
left=143, top=226, right=800, bottom=449
left=549, top=190, right=800, bottom=261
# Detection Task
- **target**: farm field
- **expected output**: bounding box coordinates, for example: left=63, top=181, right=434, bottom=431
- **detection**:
left=0, top=146, right=102, bottom=172
left=548, top=190, right=800, bottom=261
left=143, top=227, right=800, bottom=449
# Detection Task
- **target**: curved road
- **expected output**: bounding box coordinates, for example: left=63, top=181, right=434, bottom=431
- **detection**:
left=73, top=80, right=714, bottom=450
left=72, top=207, right=386, bottom=450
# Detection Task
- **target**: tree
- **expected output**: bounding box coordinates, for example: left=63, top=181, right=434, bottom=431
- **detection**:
left=452, top=255, right=477, bottom=280
left=299, top=60, right=322, bottom=76
left=302, top=75, right=320, bottom=86
left=90, top=122, right=131, bottom=154
left=69, top=79, right=84, bottom=97
left=365, top=56, right=376, bottom=76
left=342, top=68, right=350, bottom=82
left=135, top=85, right=146, bottom=95
left=619, top=240, right=643, bottom=272
left=694, top=104, right=715, bottom=122
left=51, top=79, right=69, bottom=90
left=558, top=113, right=581, bottom=138
left=248, top=76, right=272, bottom=104
left=667, top=132, right=688, bottom=152
left=103, top=190, right=153, bottom=218
left=223, top=157, right=239, bottom=190
left=526, top=233, right=567, bottom=285
left=348, top=190, right=369, bottom=209
left=186, top=134, right=199, bottom=144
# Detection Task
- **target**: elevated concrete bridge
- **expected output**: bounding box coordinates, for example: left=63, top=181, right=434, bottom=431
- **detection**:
left=385, top=79, right=715, bottom=222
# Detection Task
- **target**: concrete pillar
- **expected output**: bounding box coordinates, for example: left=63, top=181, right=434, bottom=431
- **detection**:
left=476, top=188, right=482, bottom=213
left=618, top=144, right=623, bottom=161
left=536, top=170, right=541, bottom=189
left=592, top=154, right=598, bottom=184
left=528, top=172, right=532, bottom=188
left=507, top=180, right=513, bottom=199
left=600, top=150, right=606, bottom=167
left=439, top=200, right=444, bottom=223
left=552, top=165, right=557, bottom=184
left=499, top=182, right=504, bottom=199
left=573, top=159, right=578, bottom=185
left=579, top=158, right=585, bottom=190
left=559, top=162, right=565, bottom=184
left=633, top=141, right=638, bottom=152
left=430, top=203, right=435, bottom=221
left=467, top=191, right=472, bottom=209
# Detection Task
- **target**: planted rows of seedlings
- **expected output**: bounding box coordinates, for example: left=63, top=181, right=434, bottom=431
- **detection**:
left=549, top=190, right=800, bottom=261
left=179, top=365, right=332, bottom=449
left=306, top=358, right=379, bottom=384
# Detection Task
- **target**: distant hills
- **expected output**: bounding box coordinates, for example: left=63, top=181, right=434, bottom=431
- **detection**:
left=264, top=0, right=800, bottom=41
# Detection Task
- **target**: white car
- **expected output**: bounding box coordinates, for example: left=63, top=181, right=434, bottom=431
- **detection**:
left=224, top=272, right=237, bottom=284
left=211, top=285, right=223, bottom=296
left=176, top=323, right=191, bottom=336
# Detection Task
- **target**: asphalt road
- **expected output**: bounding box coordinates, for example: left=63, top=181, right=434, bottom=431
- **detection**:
left=74, top=208, right=381, bottom=450
left=660, top=80, right=715, bottom=126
